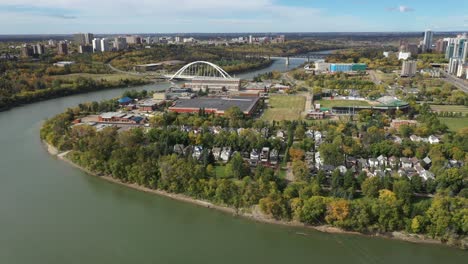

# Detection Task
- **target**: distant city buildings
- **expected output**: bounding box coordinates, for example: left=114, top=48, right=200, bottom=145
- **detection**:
left=92, top=38, right=101, bottom=53
left=401, top=60, right=417, bottom=77
left=79, top=45, right=93, bottom=54
left=100, top=38, right=110, bottom=52
left=73, top=33, right=94, bottom=45
left=114, top=37, right=128, bottom=51
left=422, top=30, right=433, bottom=52
left=57, top=41, right=68, bottom=55
left=125, top=35, right=142, bottom=45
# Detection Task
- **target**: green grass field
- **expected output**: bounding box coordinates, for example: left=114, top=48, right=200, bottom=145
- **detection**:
left=315, top=99, right=371, bottom=108
left=52, top=73, right=145, bottom=82
left=439, top=117, right=468, bottom=132
left=430, top=105, right=468, bottom=114
left=262, top=95, right=306, bottom=121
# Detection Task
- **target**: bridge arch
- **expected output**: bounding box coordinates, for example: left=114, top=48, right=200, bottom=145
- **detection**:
left=170, top=61, right=232, bottom=80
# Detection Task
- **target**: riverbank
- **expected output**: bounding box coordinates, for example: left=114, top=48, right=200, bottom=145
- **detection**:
left=43, top=141, right=454, bottom=249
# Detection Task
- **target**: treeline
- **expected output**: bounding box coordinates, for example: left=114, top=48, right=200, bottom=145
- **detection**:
left=0, top=76, right=149, bottom=112
left=40, top=96, right=468, bottom=248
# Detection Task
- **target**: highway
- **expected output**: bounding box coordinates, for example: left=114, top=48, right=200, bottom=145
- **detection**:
left=440, top=71, right=468, bottom=93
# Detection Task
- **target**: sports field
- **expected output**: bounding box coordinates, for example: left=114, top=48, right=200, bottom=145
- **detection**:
left=262, top=95, right=306, bottom=121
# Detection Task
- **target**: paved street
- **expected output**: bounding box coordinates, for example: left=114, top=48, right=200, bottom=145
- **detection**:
left=440, top=71, right=468, bottom=93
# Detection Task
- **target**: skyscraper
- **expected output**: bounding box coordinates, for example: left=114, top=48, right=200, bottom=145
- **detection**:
left=92, top=38, right=101, bottom=52
left=100, top=38, right=110, bottom=52
left=74, top=33, right=94, bottom=45
left=114, top=37, right=128, bottom=51
left=423, top=30, right=433, bottom=52
left=401, top=60, right=417, bottom=77
left=57, top=41, right=68, bottom=55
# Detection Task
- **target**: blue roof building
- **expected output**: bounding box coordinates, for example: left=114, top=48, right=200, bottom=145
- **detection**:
left=118, top=97, right=133, bottom=104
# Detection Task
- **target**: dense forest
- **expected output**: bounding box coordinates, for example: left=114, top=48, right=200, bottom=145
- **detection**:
left=41, top=93, right=468, bottom=248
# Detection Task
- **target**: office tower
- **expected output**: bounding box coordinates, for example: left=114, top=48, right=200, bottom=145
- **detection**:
left=463, top=41, right=468, bottom=63
left=79, top=45, right=93, bottom=53
left=35, top=43, right=45, bottom=55
left=435, top=39, right=448, bottom=53
left=100, top=38, right=110, bottom=52
left=20, top=45, right=33, bottom=57
left=84, top=33, right=94, bottom=45
left=401, top=60, right=417, bottom=77
left=448, top=58, right=461, bottom=75
left=57, top=41, right=68, bottom=55
left=74, top=33, right=94, bottom=45
left=114, top=37, right=128, bottom=51
left=92, top=38, right=101, bottom=52
left=125, top=35, right=142, bottom=45
left=423, top=30, right=433, bottom=52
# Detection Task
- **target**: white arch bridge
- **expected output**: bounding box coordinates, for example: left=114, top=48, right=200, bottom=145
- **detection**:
left=166, top=61, right=233, bottom=80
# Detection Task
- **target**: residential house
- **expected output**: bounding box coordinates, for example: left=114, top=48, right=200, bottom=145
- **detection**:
left=220, top=147, right=232, bottom=163
left=410, top=135, right=422, bottom=142
left=420, top=170, right=435, bottom=181
left=377, top=155, right=387, bottom=167
left=422, top=157, right=432, bottom=168
left=428, top=135, right=440, bottom=144
left=315, top=152, right=323, bottom=169
left=276, top=130, right=285, bottom=139
left=260, top=147, right=270, bottom=162
left=212, top=147, right=222, bottom=160
left=270, top=149, right=279, bottom=165
left=346, top=156, right=358, bottom=168
left=337, top=165, right=347, bottom=174
left=358, top=158, right=368, bottom=169
left=369, top=158, right=379, bottom=168
left=389, top=156, right=399, bottom=168
left=250, top=149, right=260, bottom=166
left=400, top=157, right=412, bottom=169
left=192, top=146, right=203, bottom=160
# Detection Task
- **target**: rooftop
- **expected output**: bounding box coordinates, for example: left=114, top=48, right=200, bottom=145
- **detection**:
left=170, top=96, right=260, bottom=114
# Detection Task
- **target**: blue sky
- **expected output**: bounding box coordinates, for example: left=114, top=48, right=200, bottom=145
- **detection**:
left=0, top=0, right=466, bottom=34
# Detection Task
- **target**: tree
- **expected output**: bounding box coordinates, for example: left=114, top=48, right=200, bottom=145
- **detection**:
left=292, top=160, right=309, bottom=181
left=325, top=199, right=350, bottom=227
left=300, top=196, right=327, bottom=224
left=393, top=179, right=413, bottom=204
left=225, top=152, right=247, bottom=179
left=361, top=177, right=381, bottom=198
left=289, top=147, right=305, bottom=161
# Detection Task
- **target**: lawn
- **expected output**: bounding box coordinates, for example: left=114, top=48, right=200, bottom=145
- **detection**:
left=439, top=117, right=468, bottom=132
left=315, top=99, right=371, bottom=108
left=52, top=73, right=145, bottom=82
left=430, top=105, right=468, bottom=114
left=262, top=95, right=306, bottom=121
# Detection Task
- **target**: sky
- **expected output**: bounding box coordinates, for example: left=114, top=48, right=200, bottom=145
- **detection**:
left=0, top=0, right=467, bottom=34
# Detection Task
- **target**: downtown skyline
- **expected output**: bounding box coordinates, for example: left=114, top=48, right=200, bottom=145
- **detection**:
left=0, top=0, right=467, bottom=34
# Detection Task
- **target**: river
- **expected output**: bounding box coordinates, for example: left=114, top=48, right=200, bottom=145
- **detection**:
left=0, top=55, right=466, bottom=264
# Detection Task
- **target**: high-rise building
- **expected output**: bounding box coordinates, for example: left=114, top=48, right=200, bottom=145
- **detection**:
left=444, top=34, right=467, bottom=61
left=92, top=38, right=102, bottom=52
left=448, top=58, right=461, bottom=75
left=79, top=45, right=93, bottom=53
left=435, top=39, right=448, bottom=53
left=48, top=39, right=56, bottom=47
left=35, top=43, right=45, bottom=55
left=57, top=41, right=68, bottom=55
left=20, top=45, right=34, bottom=57
left=423, top=30, right=433, bottom=52
left=114, top=37, right=128, bottom=51
left=401, top=60, right=417, bottom=77
left=100, top=38, right=110, bottom=52
left=74, top=33, right=94, bottom=45
left=125, top=35, right=142, bottom=45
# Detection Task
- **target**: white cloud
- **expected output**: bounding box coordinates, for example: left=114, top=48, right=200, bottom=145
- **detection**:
left=386, top=5, right=415, bottom=13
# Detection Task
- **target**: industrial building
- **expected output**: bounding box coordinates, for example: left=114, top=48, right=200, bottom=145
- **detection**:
left=329, top=63, right=367, bottom=73
left=169, top=96, right=260, bottom=116
left=184, top=77, right=241, bottom=92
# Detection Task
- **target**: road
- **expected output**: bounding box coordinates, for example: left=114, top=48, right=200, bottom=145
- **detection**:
left=440, top=71, right=468, bottom=93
